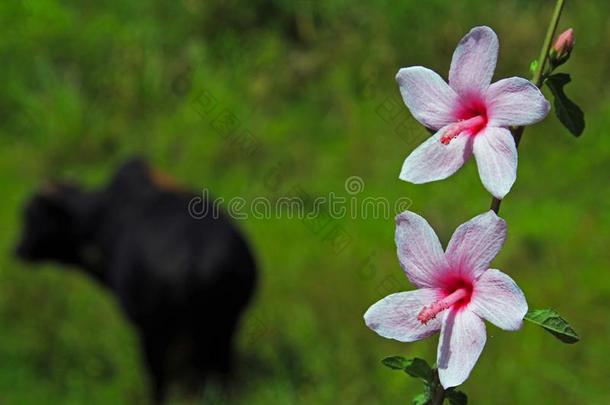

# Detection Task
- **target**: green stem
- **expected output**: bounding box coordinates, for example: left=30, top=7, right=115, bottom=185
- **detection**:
left=490, top=0, right=565, bottom=214
left=532, top=0, right=565, bottom=87
left=430, top=370, right=445, bottom=405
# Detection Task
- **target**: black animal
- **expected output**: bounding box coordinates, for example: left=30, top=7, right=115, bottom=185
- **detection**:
left=15, top=159, right=257, bottom=402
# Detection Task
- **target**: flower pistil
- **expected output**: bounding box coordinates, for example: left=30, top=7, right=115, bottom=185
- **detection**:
left=440, top=115, right=486, bottom=145
left=417, top=287, right=470, bottom=324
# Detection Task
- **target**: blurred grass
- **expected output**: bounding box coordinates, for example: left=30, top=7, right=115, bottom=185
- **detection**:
left=0, top=0, right=609, bottom=403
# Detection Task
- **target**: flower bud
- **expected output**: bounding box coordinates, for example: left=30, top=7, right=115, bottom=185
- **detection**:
left=554, top=28, right=574, bottom=54
left=549, top=28, right=574, bottom=67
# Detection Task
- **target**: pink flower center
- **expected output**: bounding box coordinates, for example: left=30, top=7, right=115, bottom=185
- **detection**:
left=440, top=95, right=488, bottom=145
left=417, top=279, right=474, bottom=325
left=440, top=115, right=486, bottom=145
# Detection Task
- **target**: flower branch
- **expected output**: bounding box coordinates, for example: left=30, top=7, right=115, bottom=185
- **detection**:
left=365, top=1, right=582, bottom=403
left=491, top=0, right=566, bottom=215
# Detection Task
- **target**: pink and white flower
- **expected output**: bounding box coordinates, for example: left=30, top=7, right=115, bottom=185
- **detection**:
left=396, top=26, right=550, bottom=199
left=364, top=210, right=528, bottom=388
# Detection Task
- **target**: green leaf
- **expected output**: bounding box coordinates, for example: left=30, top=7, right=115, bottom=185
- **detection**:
left=413, top=384, right=433, bottom=405
left=403, top=358, right=434, bottom=382
left=545, top=73, right=585, bottom=137
left=524, top=308, right=580, bottom=344
left=382, top=356, right=410, bottom=370
left=381, top=356, right=434, bottom=382
left=529, top=59, right=539, bottom=76
left=446, top=388, right=468, bottom=405
left=412, top=391, right=431, bottom=405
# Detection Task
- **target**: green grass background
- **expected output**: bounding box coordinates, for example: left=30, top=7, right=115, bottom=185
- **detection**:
left=0, top=0, right=609, bottom=403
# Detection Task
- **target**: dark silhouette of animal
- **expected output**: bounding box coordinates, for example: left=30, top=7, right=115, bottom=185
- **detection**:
left=15, top=159, right=257, bottom=402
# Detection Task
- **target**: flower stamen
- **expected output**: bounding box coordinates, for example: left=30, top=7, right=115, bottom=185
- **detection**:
left=440, top=115, right=486, bottom=145
left=417, top=288, right=469, bottom=324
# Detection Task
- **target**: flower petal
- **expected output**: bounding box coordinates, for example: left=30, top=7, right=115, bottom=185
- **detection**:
left=486, top=77, right=551, bottom=126
left=399, top=125, right=473, bottom=184
left=364, top=288, right=444, bottom=342
left=396, top=211, right=449, bottom=288
left=470, top=269, right=528, bottom=331
left=396, top=66, right=459, bottom=130
left=473, top=127, right=518, bottom=199
left=449, top=26, right=499, bottom=96
left=437, top=308, right=486, bottom=388
left=445, top=210, right=506, bottom=279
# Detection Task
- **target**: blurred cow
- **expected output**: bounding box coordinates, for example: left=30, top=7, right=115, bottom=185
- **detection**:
left=15, top=159, right=257, bottom=402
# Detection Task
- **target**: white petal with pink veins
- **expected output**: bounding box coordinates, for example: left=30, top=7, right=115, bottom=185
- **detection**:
left=364, top=288, right=444, bottom=342
left=437, top=308, right=486, bottom=388
left=473, top=127, right=518, bottom=199
left=395, top=211, right=449, bottom=288
left=399, top=125, right=473, bottom=185
left=445, top=210, right=506, bottom=279
left=449, top=26, right=499, bottom=96
left=470, top=269, right=528, bottom=331
left=396, top=66, right=459, bottom=130
left=486, top=77, right=551, bottom=126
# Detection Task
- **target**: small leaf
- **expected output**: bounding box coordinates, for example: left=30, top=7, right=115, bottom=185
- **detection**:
left=545, top=73, right=585, bottom=137
left=413, top=384, right=433, bottom=405
left=529, top=59, right=539, bottom=76
left=381, top=356, right=434, bottom=382
left=412, top=391, right=431, bottom=405
left=403, top=358, right=434, bottom=382
left=524, top=308, right=580, bottom=343
left=382, top=356, right=409, bottom=370
left=446, top=388, right=468, bottom=405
